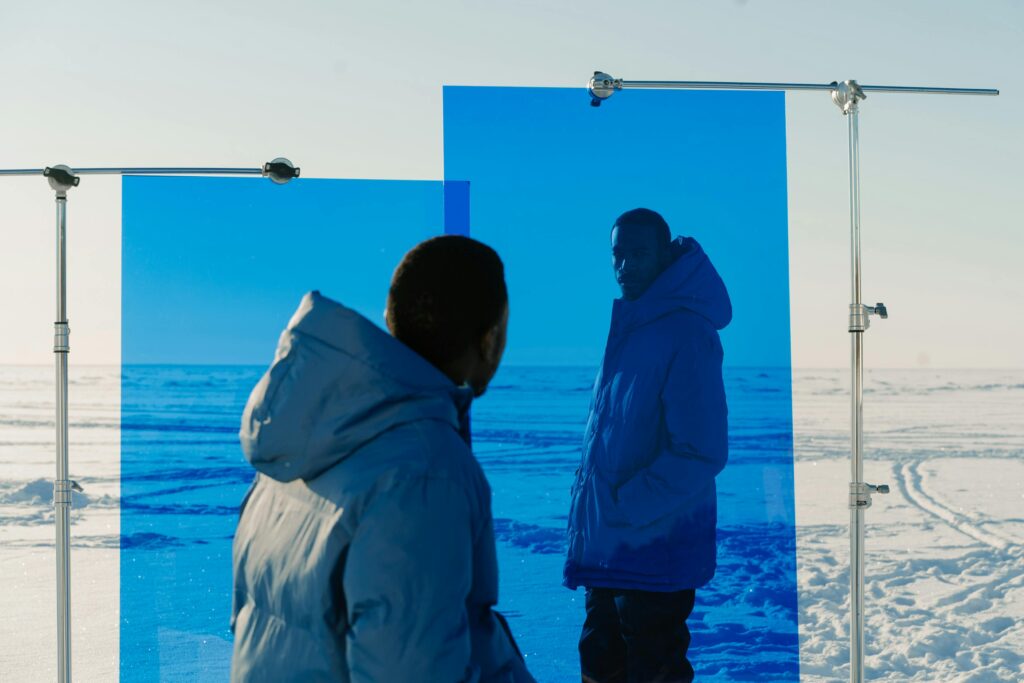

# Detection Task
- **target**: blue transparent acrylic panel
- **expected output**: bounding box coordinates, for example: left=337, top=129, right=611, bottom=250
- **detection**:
left=120, top=177, right=461, bottom=680
left=444, top=86, right=798, bottom=681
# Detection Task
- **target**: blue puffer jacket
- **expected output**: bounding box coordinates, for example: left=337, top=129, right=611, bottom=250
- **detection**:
left=564, top=237, right=732, bottom=592
left=231, top=291, right=533, bottom=683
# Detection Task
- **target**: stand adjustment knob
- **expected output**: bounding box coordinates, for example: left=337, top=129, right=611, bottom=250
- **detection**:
left=850, top=482, right=890, bottom=508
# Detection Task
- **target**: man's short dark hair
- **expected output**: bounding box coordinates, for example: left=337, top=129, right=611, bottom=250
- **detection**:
left=386, top=235, right=508, bottom=368
left=613, top=208, right=671, bottom=250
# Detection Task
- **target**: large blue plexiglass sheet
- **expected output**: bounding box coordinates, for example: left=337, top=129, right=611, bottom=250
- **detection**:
left=444, top=86, right=798, bottom=681
left=120, top=177, right=460, bottom=680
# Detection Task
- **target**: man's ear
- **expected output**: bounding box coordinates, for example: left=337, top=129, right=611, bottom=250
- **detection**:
left=659, top=244, right=674, bottom=270
left=479, top=324, right=501, bottom=363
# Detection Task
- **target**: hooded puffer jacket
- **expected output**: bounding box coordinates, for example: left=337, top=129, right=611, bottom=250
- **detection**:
left=231, top=291, right=533, bottom=683
left=564, top=236, right=732, bottom=592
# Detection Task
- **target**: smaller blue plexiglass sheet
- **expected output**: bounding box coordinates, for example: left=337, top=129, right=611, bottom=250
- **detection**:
left=444, top=86, right=798, bottom=681
left=120, top=177, right=465, bottom=680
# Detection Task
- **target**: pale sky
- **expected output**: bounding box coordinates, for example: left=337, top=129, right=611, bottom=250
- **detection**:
left=0, top=0, right=1020, bottom=367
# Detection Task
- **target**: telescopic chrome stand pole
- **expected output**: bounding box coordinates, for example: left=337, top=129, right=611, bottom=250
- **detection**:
left=46, top=165, right=79, bottom=683
left=0, top=158, right=299, bottom=683
left=587, top=73, right=997, bottom=683
left=832, top=80, right=894, bottom=683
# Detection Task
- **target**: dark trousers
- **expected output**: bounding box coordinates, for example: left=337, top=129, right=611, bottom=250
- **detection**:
left=579, top=587, right=695, bottom=683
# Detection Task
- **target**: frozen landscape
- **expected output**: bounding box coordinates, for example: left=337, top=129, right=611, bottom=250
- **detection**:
left=790, top=370, right=1024, bottom=682
left=0, top=365, right=1021, bottom=681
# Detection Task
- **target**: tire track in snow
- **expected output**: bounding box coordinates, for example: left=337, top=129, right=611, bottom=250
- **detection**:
left=897, top=461, right=1017, bottom=551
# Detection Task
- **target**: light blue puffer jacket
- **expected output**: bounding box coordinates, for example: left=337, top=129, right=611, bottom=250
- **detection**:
left=231, top=291, right=533, bottom=683
left=564, top=237, right=732, bottom=592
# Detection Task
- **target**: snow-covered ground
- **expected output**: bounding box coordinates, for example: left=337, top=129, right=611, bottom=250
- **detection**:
left=0, top=366, right=120, bottom=681
left=0, top=366, right=1021, bottom=681
left=793, top=371, right=1024, bottom=682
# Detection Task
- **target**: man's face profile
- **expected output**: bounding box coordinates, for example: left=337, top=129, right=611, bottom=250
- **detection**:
left=611, top=225, right=666, bottom=300
left=468, top=303, right=509, bottom=398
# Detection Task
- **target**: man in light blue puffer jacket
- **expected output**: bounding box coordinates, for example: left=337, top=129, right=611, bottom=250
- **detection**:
left=231, top=236, right=534, bottom=682
left=564, top=209, right=732, bottom=682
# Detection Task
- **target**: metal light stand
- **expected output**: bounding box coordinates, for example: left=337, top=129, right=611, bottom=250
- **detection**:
left=587, top=73, right=998, bottom=683
left=0, top=158, right=299, bottom=683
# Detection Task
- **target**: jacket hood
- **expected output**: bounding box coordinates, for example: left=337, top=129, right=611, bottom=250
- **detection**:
left=239, top=291, right=473, bottom=482
left=613, top=236, right=732, bottom=333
